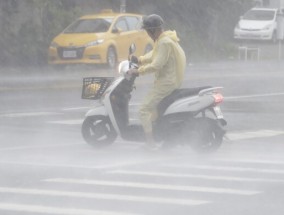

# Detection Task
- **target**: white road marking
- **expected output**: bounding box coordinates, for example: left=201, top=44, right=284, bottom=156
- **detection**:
left=44, top=178, right=261, bottom=195
left=108, top=170, right=284, bottom=183
left=47, top=118, right=138, bottom=125
left=60, top=103, right=140, bottom=112
left=215, top=158, right=284, bottom=165
left=0, top=112, right=62, bottom=118
left=0, top=187, right=208, bottom=206
left=47, top=119, right=83, bottom=125
left=0, top=203, right=138, bottom=215
left=0, top=156, right=170, bottom=170
left=0, top=161, right=135, bottom=170
left=61, top=107, right=90, bottom=111
left=0, top=143, right=81, bottom=151
left=225, top=92, right=284, bottom=100
left=226, top=130, right=284, bottom=141
left=0, top=140, right=136, bottom=151
left=163, top=164, right=284, bottom=174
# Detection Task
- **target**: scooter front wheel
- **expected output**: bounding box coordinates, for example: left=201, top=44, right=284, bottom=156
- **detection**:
left=81, top=115, right=117, bottom=148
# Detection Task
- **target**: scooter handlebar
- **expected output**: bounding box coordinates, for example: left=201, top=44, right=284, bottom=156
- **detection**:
left=130, top=55, right=139, bottom=64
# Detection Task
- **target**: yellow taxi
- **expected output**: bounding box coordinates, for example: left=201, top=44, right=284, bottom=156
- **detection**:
left=48, top=9, right=153, bottom=68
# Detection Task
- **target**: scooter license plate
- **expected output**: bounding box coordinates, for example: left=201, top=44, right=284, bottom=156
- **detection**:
left=213, top=106, right=223, bottom=119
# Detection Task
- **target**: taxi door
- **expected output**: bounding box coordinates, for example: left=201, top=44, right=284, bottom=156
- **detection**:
left=112, top=17, right=132, bottom=61
left=125, top=16, right=147, bottom=57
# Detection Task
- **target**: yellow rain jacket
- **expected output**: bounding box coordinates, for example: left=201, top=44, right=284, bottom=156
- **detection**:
left=138, top=30, right=186, bottom=133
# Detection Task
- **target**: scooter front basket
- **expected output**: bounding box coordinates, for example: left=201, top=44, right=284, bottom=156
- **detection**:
left=82, top=77, right=114, bottom=100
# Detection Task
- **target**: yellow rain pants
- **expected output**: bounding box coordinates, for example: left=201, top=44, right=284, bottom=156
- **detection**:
left=138, top=30, right=186, bottom=133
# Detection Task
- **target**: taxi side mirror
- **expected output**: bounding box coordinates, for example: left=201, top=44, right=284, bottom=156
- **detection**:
left=112, top=27, right=122, bottom=34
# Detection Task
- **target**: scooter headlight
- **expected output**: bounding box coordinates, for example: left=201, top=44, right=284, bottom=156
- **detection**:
left=118, top=60, right=130, bottom=75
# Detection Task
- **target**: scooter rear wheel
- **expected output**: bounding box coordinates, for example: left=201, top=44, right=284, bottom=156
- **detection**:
left=188, top=117, right=224, bottom=153
left=82, top=115, right=117, bottom=148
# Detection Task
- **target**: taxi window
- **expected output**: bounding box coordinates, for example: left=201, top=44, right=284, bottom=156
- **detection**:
left=126, top=16, right=140, bottom=30
left=64, top=18, right=112, bottom=33
left=115, top=18, right=128, bottom=32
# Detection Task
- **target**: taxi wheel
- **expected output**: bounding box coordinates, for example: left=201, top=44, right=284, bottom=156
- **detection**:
left=107, top=47, right=117, bottom=69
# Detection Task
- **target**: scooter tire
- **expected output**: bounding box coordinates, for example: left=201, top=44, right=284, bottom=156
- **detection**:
left=81, top=115, right=117, bottom=148
left=189, top=117, right=225, bottom=153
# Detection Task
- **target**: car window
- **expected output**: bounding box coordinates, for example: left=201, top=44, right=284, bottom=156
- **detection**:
left=64, top=18, right=113, bottom=33
left=126, top=16, right=140, bottom=30
left=243, top=10, right=275, bottom=21
left=114, top=18, right=128, bottom=32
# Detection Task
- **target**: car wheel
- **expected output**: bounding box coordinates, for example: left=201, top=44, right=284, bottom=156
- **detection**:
left=107, top=47, right=117, bottom=69
left=272, top=31, right=277, bottom=43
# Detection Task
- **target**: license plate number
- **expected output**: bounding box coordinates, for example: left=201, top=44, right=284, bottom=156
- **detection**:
left=63, top=50, right=77, bottom=58
left=213, top=106, right=223, bottom=119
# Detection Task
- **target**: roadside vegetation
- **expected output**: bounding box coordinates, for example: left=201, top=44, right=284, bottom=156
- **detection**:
left=0, top=0, right=254, bottom=67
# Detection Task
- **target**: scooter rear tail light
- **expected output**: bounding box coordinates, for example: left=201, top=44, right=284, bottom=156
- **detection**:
left=213, top=93, right=224, bottom=104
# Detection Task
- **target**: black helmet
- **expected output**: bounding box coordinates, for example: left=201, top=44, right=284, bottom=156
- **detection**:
left=141, top=14, right=164, bottom=30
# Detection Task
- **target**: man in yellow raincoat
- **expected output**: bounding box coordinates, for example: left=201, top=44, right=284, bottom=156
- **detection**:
left=128, top=14, right=186, bottom=149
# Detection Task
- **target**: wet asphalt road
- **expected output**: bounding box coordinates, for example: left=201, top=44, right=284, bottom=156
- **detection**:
left=0, top=61, right=284, bottom=215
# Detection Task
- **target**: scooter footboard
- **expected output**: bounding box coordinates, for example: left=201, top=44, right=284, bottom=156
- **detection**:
left=85, top=104, right=108, bottom=117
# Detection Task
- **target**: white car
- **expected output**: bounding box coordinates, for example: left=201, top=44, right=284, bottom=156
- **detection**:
left=234, top=8, right=279, bottom=42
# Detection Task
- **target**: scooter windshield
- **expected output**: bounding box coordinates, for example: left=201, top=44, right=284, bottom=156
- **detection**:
left=118, top=60, right=130, bottom=76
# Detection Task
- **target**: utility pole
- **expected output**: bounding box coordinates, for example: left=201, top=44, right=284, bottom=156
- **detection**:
left=278, top=0, right=283, bottom=60
left=120, top=0, right=126, bottom=13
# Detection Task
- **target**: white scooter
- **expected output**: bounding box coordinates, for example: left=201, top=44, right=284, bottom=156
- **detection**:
left=81, top=44, right=227, bottom=152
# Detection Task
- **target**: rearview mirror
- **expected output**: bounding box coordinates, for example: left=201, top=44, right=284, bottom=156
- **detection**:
left=129, top=43, right=136, bottom=55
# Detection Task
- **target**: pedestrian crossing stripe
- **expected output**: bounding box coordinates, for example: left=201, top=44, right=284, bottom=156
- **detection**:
left=108, top=170, right=284, bottom=183
left=44, top=178, right=261, bottom=195
left=226, top=130, right=284, bottom=141
left=47, top=119, right=83, bottom=125
left=163, top=164, right=284, bottom=174
left=0, top=112, right=62, bottom=118
left=0, top=203, right=139, bottom=215
left=47, top=119, right=138, bottom=125
left=0, top=187, right=208, bottom=206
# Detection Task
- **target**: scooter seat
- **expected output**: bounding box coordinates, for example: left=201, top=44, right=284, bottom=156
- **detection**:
left=158, top=86, right=212, bottom=116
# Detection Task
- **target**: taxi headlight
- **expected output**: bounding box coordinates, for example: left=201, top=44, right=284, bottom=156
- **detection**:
left=50, top=41, right=59, bottom=48
left=85, top=39, right=104, bottom=47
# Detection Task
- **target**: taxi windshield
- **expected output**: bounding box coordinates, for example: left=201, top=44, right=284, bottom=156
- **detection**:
left=64, top=18, right=113, bottom=33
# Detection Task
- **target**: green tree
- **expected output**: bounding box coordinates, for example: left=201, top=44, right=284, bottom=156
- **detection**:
left=0, top=0, right=254, bottom=66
